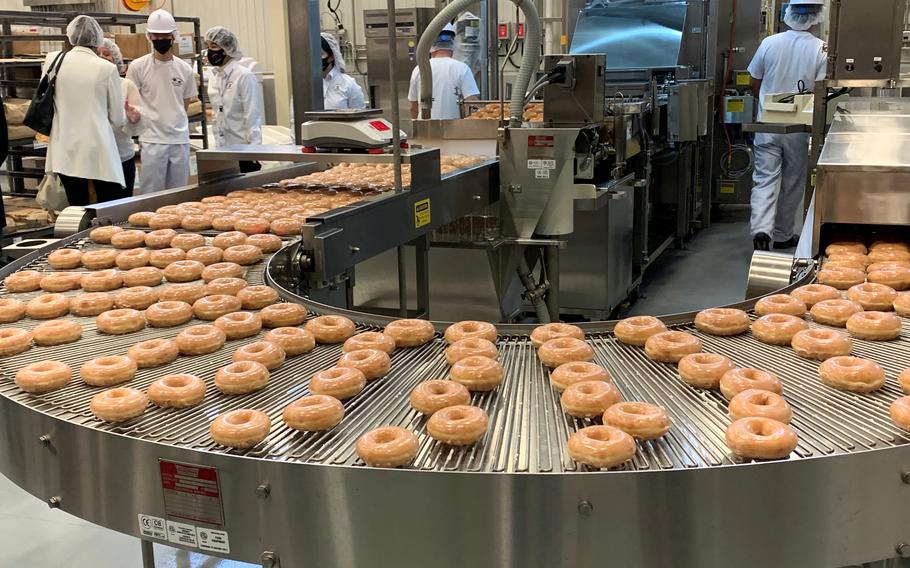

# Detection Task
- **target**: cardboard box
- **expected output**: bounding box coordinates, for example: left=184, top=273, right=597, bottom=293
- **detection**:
left=115, top=32, right=196, bottom=61
left=11, top=31, right=41, bottom=56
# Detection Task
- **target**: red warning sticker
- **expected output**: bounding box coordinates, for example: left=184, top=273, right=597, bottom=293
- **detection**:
left=527, top=135, right=554, bottom=148
left=159, top=460, right=224, bottom=527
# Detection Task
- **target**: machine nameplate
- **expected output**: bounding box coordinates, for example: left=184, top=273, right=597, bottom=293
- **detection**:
left=415, top=199, right=431, bottom=228
left=137, top=513, right=168, bottom=541
left=166, top=520, right=198, bottom=547
left=197, top=527, right=231, bottom=553
left=527, top=135, right=554, bottom=148
left=527, top=159, right=556, bottom=169
left=535, top=169, right=551, bottom=179
left=159, top=459, right=225, bottom=526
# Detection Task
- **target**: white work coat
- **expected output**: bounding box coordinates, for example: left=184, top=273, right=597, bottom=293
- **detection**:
left=323, top=67, right=365, bottom=110
left=208, top=60, right=263, bottom=147
left=114, top=77, right=144, bottom=162
left=748, top=30, right=826, bottom=120
left=44, top=47, right=125, bottom=186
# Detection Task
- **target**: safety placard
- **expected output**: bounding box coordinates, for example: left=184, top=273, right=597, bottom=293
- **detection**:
left=414, top=198, right=431, bottom=228
left=735, top=71, right=752, bottom=86
left=720, top=182, right=736, bottom=194
left=726, top=99, right=745, bottom=113
left=534, top=169, right=551, bottom=179
left=197, top=527, right=231, bottom=553
left=527, top=159, right=556, bottom=169
left=159, top=460, right=224, bottom=526
left=166, top=520, right=198, bottom=547
left=138, top=514, right=167, bottom=541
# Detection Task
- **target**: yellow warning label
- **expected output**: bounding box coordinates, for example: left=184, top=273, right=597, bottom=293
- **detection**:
left=735, top=71, right=752, bottom=86
left=720, top=182, right=736, bottom=195
left=560, top=35, right=568, bottom=46
left=726, top=99, right=745, bottom=113
left=415, top=198, right=431, bottom=228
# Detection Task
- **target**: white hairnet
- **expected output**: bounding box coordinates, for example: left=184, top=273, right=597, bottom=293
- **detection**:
left=100, top=38, right=124, bottom=73
left=320, top=32, right=346, bottom=73
left=431, top=39, right=456, bottom=53
left=205, top=26, right=243, bottom=59
left=784, top=5, right=824, bottom=31
left=67, top=15, right=104, bottom=48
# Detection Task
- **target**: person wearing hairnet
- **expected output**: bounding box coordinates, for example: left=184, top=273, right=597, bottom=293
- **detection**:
left=321, top=33, right=364, bottom=110
left=126, top=9, right=198, bottom=194
left=44, top=15, right=134, bottom=205
left=747, top=0, right=827, bottom=251
left=408, top=23, right=480, bottom=120
left=98, top=38, right=144, bottom=194
left=205, top=26, right=263, bottom=173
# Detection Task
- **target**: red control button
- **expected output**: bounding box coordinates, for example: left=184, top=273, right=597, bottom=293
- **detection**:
left=369, top=120, right=391, bottom=132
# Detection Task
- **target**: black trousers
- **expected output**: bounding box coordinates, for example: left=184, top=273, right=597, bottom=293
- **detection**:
left=122, top=157, right=136, bottom=195
left=58, top=173, right=129, bottom=206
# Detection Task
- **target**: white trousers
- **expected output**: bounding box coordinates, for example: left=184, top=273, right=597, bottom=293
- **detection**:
left=750, top=132, right=809, bottom=241
left=138, top=143, right=190, bottom=195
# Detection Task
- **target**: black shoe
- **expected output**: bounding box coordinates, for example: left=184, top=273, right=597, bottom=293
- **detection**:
left=773, top=236, right=799, bottom=250
left=753, top=233, right=770, bottom=251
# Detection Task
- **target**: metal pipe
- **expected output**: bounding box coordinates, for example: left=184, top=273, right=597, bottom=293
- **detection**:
left=286, top=0, right=324, bottom=143
left=398, top=245, right=408, bottom=317
left=517, top=254, right=550, bottom=323
left=386, top=0, right=403, bottom=194
left=544, top=244, right=560, bottom=322
left=140, top=540, right=155, bottom=568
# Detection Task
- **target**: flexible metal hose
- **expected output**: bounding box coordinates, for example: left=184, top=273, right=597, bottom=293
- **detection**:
left=518, top=255, right=551, bottom=323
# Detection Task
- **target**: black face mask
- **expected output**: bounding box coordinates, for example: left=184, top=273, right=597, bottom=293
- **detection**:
left=208, top=49, right=226, bottom=66
left=152, top=38, right=173, bottom=55
left=322, top=57, right=332, bottom=71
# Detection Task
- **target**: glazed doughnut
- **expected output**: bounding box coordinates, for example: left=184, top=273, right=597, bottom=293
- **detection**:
left=260, top=303, right=307, bottom=327
left=89, top=225, right=122, bottom=244
left=15, top=360, right=71, bottom=393
left=148, top=213, right=182, bottom=230
left=236, top=285, right=278, bottom=309
left=164, top=260, right=205, bottom=283
left=122, top=266, right=163, bottom=288
left=212, top=231, right=248, bottom=249
left=127, top=211, right=154, bottom=227
left=90, top=388, right=148, bottom=423
left=234, top=217, right=270, bottom=235
left=245, top=234, right=282, bottom=253
left=567, top=425, right=636, bottom=469
left=170, top=233, right=206, bottom=252
left=114, top=286, right=159, bottom=310
left=0, top=298, right=26, bottom=323
left=900, top=369, right=910, bottom=394
left=32, top=319, right=82, bottom=346
left=694, top=308, right=750, bottom=336
left=211, top=216, right=235, bottom=231
left=5, top=270, right=43, bottom=292
left=530, top=322, right=585, bottom=348
left=720, top=368, right=783, bottom=400
left=728, top=389, right=792, bottom=423
left=352, top=422, right=426, bottom=471
left=344, top=331, right=396, bottom=354
left=538, top=337, right=594, bottom=368
left=305, top=315, right=356, bottom=343
left=450, top=355, right=503, bottom=391
left=643, top=331, right=702, bottom=363
left=263, top=327, right=315, bottom=356
left=337, top=348, right=391, bottom=380
left=867, top=267, right=910, bottom=291
left=869, top=249, right=910, bottom=263
left=155, top=205, right=183, bottom=216
left=754, top=294, right=806, bottom=317
left=149, top=248, right=186, bottom=268
left=214, top=360, right=270, bottom=394
left=96, top=308, right=145, bottom=334
left=384, top=319, right=436, bottom=347
left=0, top=328, right=31, bottom=356
left=40, top=272, right=82, bottom=292
left=818, top=356, right=885, bottom=392
left=193, top=294, right=242, bottom=320
left=890, top=397, right=910, bottom=430
left=310, top=367, right=367, bottom=400
left=868, top=261, right=910, bottom=273
left=847, top=283, right=897, bottom=311
left=829, top=252, right=871, bottom=266
left=26, top=294, right=70, bottom=319
left=846, top=311, right=902, bottom=341
left=214, top=311, right=262, bottom=339
left=427, top=405, right=488, bottom=445
left=725, top=417, right=797, bottom=460
left=78, top=270, right=122, bottom=294
left=233, top=341, right=286, bottom=370
left=750, top=314, right=808, bottom=345
left=871, top=241, right=910, bottom=253
left=148, top=374, right=206, bottom=408
left=896, top=293, right=910, bottom=317
left=677, top=352, right=736, bottom=388
left=210, top=409, right=271, bottom=449
left=186, top=246, right=223, bottom=266
left=145, top=300, right=194, bottom=327
left=127, top=338, right=180, bottom=368
left=818, top=267, right=866, bottom=289
left=791, top=328, right=853, bottom=360
left=176, top=324, right=226, bottom=355
left=603, top=402, right=671, bottom=440
left=825, top=242, right=867, bottom=256
left=221, top=244, right=262, bottom=266
left=144, top=228, right=177, bottom=249
left=270, top=218, right=303, bottom=236
left=560, top=380, right=622, bottom=418
left=80, top=355, right=138, bottom=386
left=790, top=284, right=840, bottom=308
left=80, top=249, right=119, bottom=270
left=205, top=277, right=247, bottom=296
left=613, top=316, right=667, bottom=346
left=283, top=395, right=345, bottom=432
left=549, top=361, right=610, bottom=391
left=47, top=248, right=83, bottom=269
left=116, top=248, right=152, bottom=270
left=409, top=379, right=471, bottom=415
left=444, top=337, right=497, bottom=365
left=158, top=282, right=206, bottom=304
left=202, top=262, right=245, bottom=282
left=823, top=259, right=866, bottom=272
left=70, top=293, right=114, bottom=317
left=110, top=229, right=148, bottom=249
left=810, top=299, right=863, bottom=327
left=180, top=214, right=213, bottom=231
left=444, top=320, right=498, bottom=344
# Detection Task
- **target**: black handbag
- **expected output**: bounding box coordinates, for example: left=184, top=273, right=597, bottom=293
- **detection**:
left=24, top=50, right=66, bottom=136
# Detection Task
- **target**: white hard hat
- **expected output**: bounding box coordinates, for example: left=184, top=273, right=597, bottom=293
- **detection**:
left=441, top=23, right=457, bottom=35
left=788, top=0, right=824, bottom=5
left=146, top=9, right=177, bottom=34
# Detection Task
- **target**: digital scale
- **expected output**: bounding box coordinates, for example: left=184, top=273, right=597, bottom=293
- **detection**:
left=299, top=109, right=407, bottom=151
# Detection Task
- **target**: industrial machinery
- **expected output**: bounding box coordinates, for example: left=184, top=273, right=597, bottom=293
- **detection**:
left=298, top=109, right=406, bottom=150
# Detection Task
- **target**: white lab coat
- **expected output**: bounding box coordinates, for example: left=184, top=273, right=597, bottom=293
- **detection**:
left=208, top=60, right=263, bottom=147
left=44, top=47, right=125, bottom=186
left=407, top=57, right=480, bottom=120
left=114, top=77, right=144, bottom=162
left=323, top=67, right=365, bottom=110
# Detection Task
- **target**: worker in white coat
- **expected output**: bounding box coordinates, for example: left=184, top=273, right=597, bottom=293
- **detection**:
left=126, top=9, right=198, bottom=194
left=408, top=23, right=480, bottom=120
left=205, top=26, right=263, bottom=173
left=99, top=38, right=144, bottom=194
left=44, top=15, right=133, bottom=205
left=748, top=0, right=827, bottom=251
left=321, top=33, right=365, bottom=110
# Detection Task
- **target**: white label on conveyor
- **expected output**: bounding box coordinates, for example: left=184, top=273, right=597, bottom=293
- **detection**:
left=167, top=520, right=199, bottom=547
left=137, top=514, right=167, bottom=541
left=535, top=168, right=550, bottom=179
left=197, top=527, right=231, bottom=553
